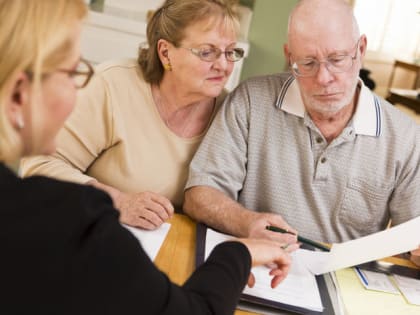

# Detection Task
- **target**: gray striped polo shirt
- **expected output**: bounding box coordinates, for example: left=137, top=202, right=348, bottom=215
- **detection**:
left=186, top=73, right=420, bottom=243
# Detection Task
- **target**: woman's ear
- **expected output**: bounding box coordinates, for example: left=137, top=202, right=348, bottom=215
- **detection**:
left=157, top=39, right=171, bottom=64
left=6, top=72, right=31, bottom=131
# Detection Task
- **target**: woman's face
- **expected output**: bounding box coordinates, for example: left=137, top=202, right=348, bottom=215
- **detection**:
left=23, top=23, right=82, bottom=156
left=164, top=18, right=238, bottom=100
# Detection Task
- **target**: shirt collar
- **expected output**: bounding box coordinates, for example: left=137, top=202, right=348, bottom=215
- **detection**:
left=276, top=76, right=382, bottom=137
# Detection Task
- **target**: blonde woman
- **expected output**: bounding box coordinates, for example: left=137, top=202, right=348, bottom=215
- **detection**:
left=21, top=0, right=244, bottom=230
left=0, top=2, right=295, bottom=313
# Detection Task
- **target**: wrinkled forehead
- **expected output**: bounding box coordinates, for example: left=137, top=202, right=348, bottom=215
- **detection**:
left=289, top=27, right=357, bottom=57
left=288, top=0, right=359, bottom=52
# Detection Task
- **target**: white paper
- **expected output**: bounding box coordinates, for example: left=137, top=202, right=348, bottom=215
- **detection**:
left=205, top=228, right=323, bottom=312
left=300, top=216, right=420, bottom=275
left=123, top=223, right=171, bottom=260
left=393, top=274, right=420, bottom=306
left=354, top=268, right=399, bottom=294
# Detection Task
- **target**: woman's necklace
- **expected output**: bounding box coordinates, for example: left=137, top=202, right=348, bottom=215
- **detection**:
left=152, top=85, right=214, bottom=138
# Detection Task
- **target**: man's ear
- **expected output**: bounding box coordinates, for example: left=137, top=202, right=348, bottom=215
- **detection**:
left=6, top=72, right=31, bottom=130
left=283, top=44, right=291, bottom=66
left=358, top=34, right=368, bottom=58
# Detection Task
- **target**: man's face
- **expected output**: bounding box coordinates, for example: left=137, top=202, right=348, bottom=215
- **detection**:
left=288, top=35, right=364, bottom=115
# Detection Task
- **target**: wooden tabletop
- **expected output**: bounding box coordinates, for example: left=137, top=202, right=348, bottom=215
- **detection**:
left=154, top=214, right=256, bottom=315
left=154, top=213, right=419, bottom=315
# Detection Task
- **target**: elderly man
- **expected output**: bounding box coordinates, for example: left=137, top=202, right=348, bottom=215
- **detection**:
left=183, top=0, right=420, bottom=264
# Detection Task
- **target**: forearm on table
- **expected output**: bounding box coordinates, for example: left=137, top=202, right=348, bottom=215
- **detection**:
left=183, top=185, right=259, bottom=237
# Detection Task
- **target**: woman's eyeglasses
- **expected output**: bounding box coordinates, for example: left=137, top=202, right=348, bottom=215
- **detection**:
left=27, top=58, right=94, bottom=89
left=181, top=45, right=245, bottom=62
left=56, top=58, right=94, bottom=89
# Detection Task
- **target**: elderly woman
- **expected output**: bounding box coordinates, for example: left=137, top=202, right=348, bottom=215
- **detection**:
left=0, top=0, right=296, bottom=314
left=20, top=0, right=244, bottom=230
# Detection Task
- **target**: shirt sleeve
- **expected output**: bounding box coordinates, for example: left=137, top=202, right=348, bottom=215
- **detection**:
left=77, top=190, right=252, bottom=315
left=185, top=81, right=251, bottom=200
left=20, top=72, right=114, bottom=184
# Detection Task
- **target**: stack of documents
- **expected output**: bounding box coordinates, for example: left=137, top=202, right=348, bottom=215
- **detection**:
left=200, top=216, right=420, bottom=314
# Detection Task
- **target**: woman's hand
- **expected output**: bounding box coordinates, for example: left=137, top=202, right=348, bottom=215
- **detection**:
left=88, top=180, right=174, bottom=229
left=115, top=191, right=174, bottom=229
left=237, top=238, right=299, bottom=288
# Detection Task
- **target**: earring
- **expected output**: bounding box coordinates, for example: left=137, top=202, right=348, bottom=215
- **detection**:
left=163, top=62, right=172, bottom=71
left=16, top=115, right=24, bottom=130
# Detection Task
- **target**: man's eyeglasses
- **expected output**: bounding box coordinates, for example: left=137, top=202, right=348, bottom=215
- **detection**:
left=57, top=58, right=94, bottom=89
left=290, top=38, right=361, bottom=77
left=181, top=45, right=245, bottom=62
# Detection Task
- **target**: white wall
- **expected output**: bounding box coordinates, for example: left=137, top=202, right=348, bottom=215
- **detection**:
left=105, top=0, right=163, bottom=10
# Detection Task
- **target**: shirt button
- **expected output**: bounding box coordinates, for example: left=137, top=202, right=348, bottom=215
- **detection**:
left=321, top=157, right=327, bottom=163
left=316, top=137, right=323, bottom=143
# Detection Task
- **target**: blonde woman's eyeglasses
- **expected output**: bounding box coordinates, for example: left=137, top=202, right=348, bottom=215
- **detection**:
left=56, top=58, right=94, bottom=89
left=27, top=58, right=95, bottom=89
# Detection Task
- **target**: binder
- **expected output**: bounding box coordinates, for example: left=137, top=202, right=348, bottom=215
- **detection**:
left=195, top=224, right=337, bottom=315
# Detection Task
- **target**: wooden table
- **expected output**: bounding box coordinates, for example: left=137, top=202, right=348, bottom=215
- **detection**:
left=154, top=214, right=419, bottom=315
left=154, top=214, right=259, bottom=315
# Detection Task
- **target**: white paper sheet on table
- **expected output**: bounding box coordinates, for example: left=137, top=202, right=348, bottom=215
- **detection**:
left=205, top=228, right=324, bottom=312
left=297, top=216, right=420, bottom=275
left=123, top=223, right=171, bottom=260
left=393, top=274, right=420, bottom=306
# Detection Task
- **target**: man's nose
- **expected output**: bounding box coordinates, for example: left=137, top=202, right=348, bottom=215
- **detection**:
left=314, top=61, right=334, bottom=84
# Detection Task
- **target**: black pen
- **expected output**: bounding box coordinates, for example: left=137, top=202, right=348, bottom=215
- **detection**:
left=266, top=225, right=330, bottom=252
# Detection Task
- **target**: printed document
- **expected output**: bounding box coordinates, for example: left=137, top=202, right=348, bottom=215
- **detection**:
left=297, top=216, right=420, bottom=275
left=393, top=275, right=420, bottom=306
left=205, top=228, right=324, bottom=312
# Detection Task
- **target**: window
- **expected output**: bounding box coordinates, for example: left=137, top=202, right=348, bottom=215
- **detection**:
left=353, top=0, right=420, bottom=62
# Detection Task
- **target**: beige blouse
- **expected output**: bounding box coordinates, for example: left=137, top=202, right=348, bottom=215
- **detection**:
left=21, top=59, right=223, bottom=209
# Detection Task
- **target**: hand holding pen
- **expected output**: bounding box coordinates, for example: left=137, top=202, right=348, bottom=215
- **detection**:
left=266, top=225, right=331, bottom=252
left=247, top=213, right=299, bottom=245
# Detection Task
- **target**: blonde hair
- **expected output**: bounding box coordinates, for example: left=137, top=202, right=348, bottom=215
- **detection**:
left=0, top=0, right=87, bottom=163
left=138, top=0, right=240, bottom=85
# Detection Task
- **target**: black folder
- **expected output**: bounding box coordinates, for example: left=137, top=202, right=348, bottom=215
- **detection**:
left=195, top=223, right=336, bottom=315
left=357, top=259, right=420, bottom=279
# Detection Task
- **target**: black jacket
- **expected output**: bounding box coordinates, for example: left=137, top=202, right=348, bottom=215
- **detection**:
left=0, top=163, right=251, bottom=314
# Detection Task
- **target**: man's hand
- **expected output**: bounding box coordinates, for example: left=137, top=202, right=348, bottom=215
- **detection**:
left=410, top=247, right=420, bottom=266
left=247, top=213, right=298, bottom=245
